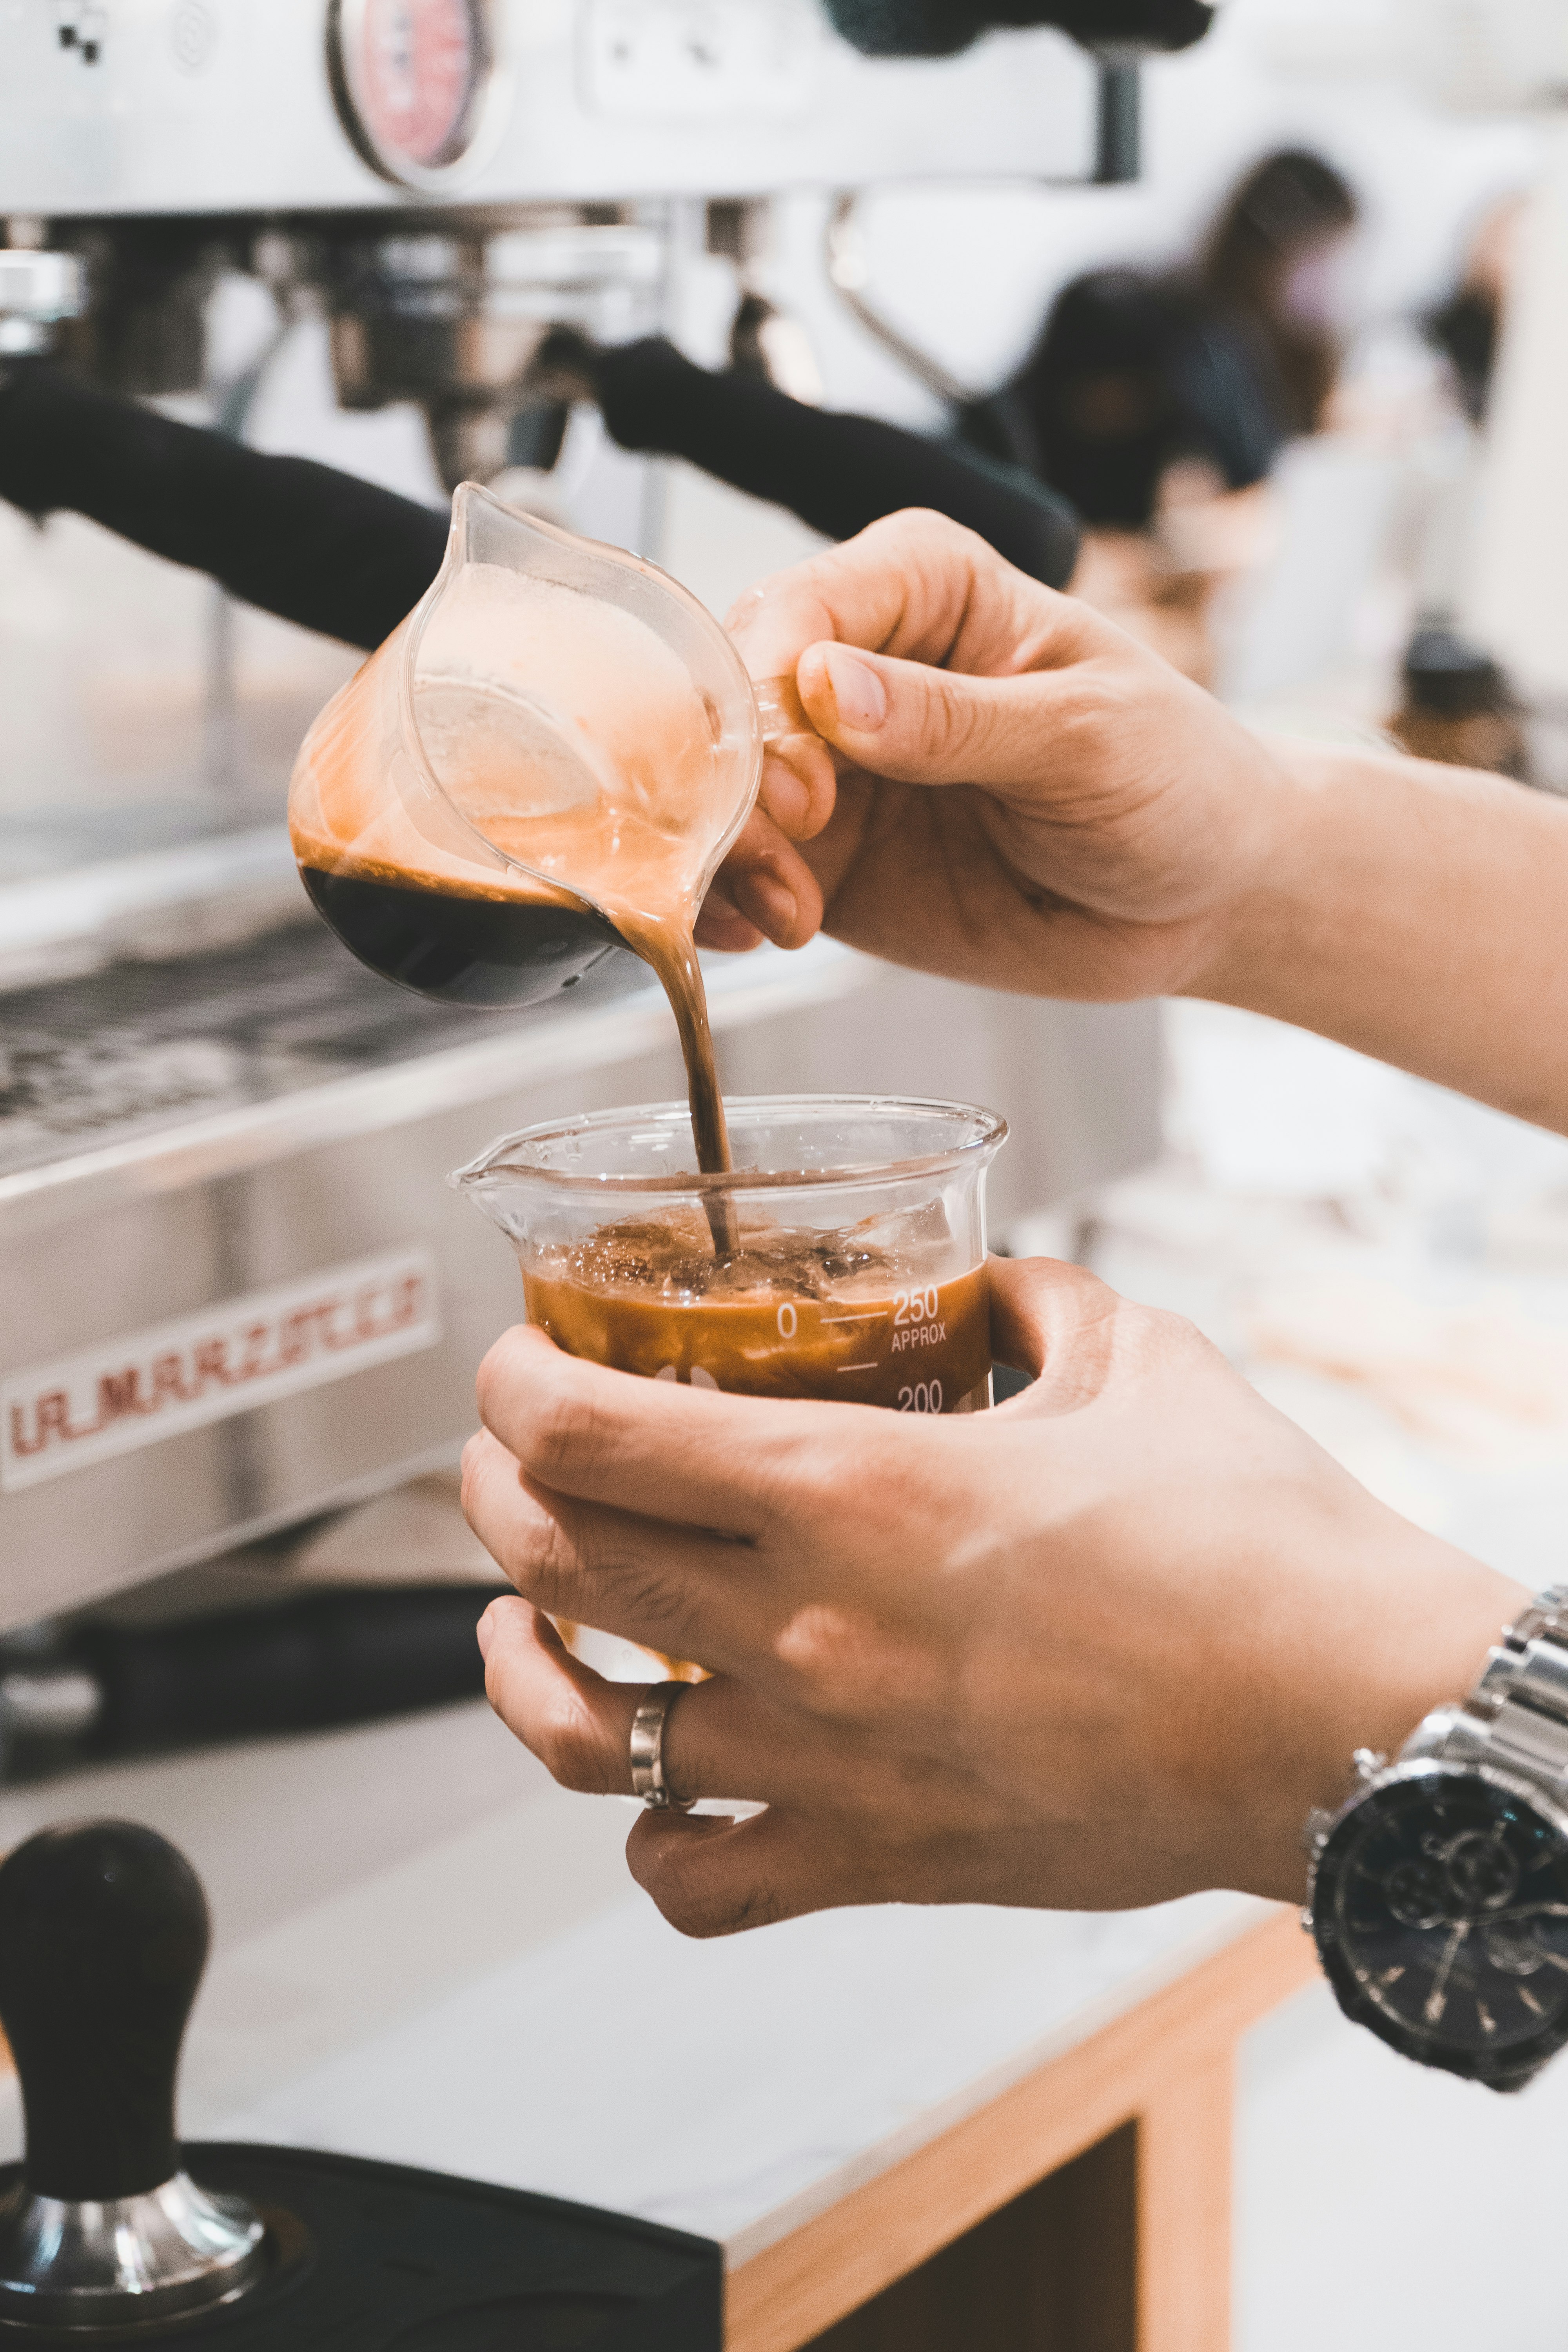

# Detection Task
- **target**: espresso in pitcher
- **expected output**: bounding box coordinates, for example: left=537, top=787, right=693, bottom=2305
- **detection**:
left=291, top=555, right=737, bottom=1181
left=297, top=864, right=624, bottom=1007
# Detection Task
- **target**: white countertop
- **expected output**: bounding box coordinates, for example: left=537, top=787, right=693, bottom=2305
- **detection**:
left=0, top=1702, right=1260, bottom=2261
left=11, top=1000, right=1565, bottom=2268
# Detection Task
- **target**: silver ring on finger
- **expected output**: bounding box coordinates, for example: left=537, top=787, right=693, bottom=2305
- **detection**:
left=629, top=1680, right=695, bottom=1813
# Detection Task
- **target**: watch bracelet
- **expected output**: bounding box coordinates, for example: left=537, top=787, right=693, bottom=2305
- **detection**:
left=1403, top=1581, right=1568, bottom=1796
left=1302, top=1585, right=1568, bottom=2089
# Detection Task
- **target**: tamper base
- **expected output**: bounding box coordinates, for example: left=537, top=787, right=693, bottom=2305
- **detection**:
left=0, top=2171, right=266, bottom=2328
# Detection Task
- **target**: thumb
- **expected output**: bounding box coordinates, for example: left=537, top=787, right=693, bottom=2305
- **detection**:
left=797, top=638, right=1064, bottom=790
left=988, top=1253, right=1124, bottom=1412
left=626, top=1806, right=874, bottom=1938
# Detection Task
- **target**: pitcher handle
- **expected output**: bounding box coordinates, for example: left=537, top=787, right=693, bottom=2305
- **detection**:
left=753, top=672, right=818, bottom=748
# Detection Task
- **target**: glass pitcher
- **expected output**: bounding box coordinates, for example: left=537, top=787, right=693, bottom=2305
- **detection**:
left=289, top=483, right=795, bottom=1008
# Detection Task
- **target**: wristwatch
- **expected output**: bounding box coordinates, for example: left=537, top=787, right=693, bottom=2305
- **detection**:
left=1305, top=1586, right=1568, bottom=2091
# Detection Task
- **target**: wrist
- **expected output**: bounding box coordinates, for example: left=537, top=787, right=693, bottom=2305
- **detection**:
left=1246, top=1533, right=1528, bottom=1904
left=1145, top=723, right=1328, bottom=1010
left=1305, top=1572, right=1568, bottom=2087
left=1182, top=734, right=1568, bottom=1134
left=1177, top=734, right=1354, bottom=1013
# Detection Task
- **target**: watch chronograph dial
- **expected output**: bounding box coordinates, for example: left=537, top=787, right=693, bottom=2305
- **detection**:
left=1318, top=1765, right=1568, bottom=2080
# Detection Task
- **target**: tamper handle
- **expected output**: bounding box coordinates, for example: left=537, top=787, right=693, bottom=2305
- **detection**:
left=0, top=1822, right=208, bottom=2202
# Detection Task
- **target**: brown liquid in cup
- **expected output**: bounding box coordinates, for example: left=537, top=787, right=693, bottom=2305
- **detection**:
left=523, top=1205, right=992, bottom=1415
left=296, top=564, right=985, bottom=1681
left=530, top=1207, right=991, bottom=1683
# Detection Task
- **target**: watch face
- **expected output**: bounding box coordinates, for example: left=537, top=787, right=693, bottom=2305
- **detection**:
left=1316, top=1762, right=1568, bottom=2081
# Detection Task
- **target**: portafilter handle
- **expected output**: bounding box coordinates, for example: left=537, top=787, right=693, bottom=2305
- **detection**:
left=0, top=1820, right=266, bottom=2329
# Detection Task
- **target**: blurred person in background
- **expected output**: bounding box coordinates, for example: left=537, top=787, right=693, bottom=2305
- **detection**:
left=1385, top=191, right=1534, bottom=782
left=971, top=147, right=1360, bottom=677
left=976, top=148, right=1359, bottom=523
left=567, top=149, right=1360, bottom=684
left=1421, top=189, right=1528, bottom=429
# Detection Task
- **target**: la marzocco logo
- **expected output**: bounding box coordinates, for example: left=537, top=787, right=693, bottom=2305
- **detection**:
left=2, top=1249, right=440, bottom=1494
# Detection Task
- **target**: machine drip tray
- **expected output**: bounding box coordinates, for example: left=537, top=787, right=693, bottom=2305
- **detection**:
left=0, top=913, right=646, bottom=1185
left=0, top=2145, right=721, bottom=2351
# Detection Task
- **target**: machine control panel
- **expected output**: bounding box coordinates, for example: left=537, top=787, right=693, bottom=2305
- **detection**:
left=583, top=0, right=822, bottom=120
left=0, top=0, right=1096, bottom=213
left=55, top=2, right=109, bottom=65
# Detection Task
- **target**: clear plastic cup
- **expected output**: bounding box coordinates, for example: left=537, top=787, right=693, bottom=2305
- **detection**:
left=452, top=1094, right=1007, bottom=1419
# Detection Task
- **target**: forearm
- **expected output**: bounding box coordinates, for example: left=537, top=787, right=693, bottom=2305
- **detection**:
left=1201, top=740, right=1568, bottom=1134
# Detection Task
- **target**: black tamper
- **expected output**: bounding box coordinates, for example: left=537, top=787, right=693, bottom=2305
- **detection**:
left=0, top=1818, right=719, bottom=2348
left=0, top=1821, right=265, bottom=2329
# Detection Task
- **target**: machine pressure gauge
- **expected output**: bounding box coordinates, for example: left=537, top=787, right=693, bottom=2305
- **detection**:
left=327, top=0, right=504, bottom=189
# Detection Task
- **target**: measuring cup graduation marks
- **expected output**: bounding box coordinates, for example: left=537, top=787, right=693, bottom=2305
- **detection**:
left=452, top=1095, right=1009, bottom=1417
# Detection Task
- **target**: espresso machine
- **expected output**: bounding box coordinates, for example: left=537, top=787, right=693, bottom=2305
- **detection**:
left=0, top=0, right=1186, bottom=1632
left=0, top=4, right=1216, bottom=2339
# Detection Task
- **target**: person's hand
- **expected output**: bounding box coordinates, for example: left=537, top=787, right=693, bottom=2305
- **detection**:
left=461, top=1255, right=1521, bottom=1937
left=696, top=507, right=1294, bottom=1003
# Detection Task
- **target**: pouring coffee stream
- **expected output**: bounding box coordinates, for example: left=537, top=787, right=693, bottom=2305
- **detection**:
left=289, top=486, right=809, bottom=1247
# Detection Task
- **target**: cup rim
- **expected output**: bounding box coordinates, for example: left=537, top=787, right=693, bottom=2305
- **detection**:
left=450, top=1093, right=1009, bottom=1198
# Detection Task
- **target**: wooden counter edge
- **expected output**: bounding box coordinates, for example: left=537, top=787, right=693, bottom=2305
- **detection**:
left=724, top=1904, right=1318, bottom=2352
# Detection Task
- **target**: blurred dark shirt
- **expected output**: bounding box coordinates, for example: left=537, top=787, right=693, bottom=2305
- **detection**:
left=964, top=268, right=1284, bottom=532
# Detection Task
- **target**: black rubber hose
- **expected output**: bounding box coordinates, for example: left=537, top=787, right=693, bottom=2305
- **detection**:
left=0, top=359, right=448, bottom=651
left=824, top=0, right=1213, bottom=56
left=72, top=1584, right=512, bottom=1754
left=0, top=347, right=1080, bottom=641
left=595, top=338, right=1081, bottom=590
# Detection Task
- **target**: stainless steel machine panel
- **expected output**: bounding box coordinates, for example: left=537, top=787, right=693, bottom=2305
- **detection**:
left=0, top=914, right=1158, bottom=1631
left=0, top=0, right=1161, bottom=1630
left=0, top=1, right=1096, bottom=217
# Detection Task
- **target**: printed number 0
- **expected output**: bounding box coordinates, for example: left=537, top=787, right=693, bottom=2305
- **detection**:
left=777, top=1303, right=798, bottom=1340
